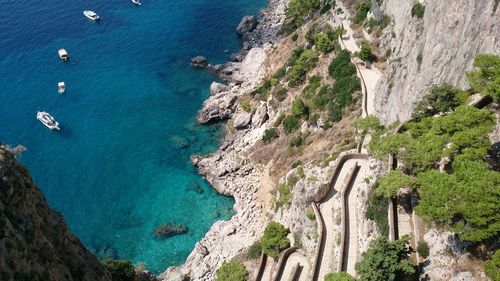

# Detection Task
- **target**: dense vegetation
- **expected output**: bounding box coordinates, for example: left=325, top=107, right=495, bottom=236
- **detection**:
left=365, top=191, right=389, bottom=237
left=353, top=0, right=371, bottom=24
left=283, top=0, right=334, bottom=34
left=102, top=259, right=135, bottom=281
left=484, top=249, right=500, bottom=281
left=324, top=272, right=357, bottom=281
left=260, top=221, right=290, bottom=258
left=466, top=53, right=500, bottom=102
left=355, top=236, right=415, bottom=281
left=411, top=84, right=467, bottom=120
left=215, top=261, right=249, bottom=281
left=411, top=3, right=425, bottom=18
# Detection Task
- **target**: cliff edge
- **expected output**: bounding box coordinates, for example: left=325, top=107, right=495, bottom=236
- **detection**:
left=0, top=145, right=112, bottom=281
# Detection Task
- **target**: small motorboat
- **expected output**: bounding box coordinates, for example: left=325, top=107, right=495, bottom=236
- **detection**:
left=58, top=49, right=69, bottom=61
left=83, top=10, right=100, bottom=21
left=37, top=111, right=61, bottom=131
left=132, top=0, right=141, bottom=5
left=58, top=82, right=65, bottom=94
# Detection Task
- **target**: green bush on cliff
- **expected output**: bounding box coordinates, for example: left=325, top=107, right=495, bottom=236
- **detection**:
left=102, top=259, right=135, bottom=281
left=291, top=97, right=309, bottom=118
left=358, top=43, right=376, bottom=62
left=355, top=236, right=415, bottom=281
left=353, top=0, right=371, bottom=24
left=416, top=241, right=430, bottom=259
left=260, top=221, right=290, bottom=258
left=411, top=3, right=425, bottom=18
left=484, top=250, right=500, bottom=281
left=411, top=84, right=467, bottom=120
left=370, top=104, right=500, bottom=242
left=288, top=49, right=318, bottom=86
left=329, top=50, right=356, bottom=80
left=374, top=170, right=415, bottom=198
left=365, top=192, right=389, bottom=237
left=315, top=32, right=335, bottom=54
left=262, top=128, right=279, bottom=144
left=466, top=53, right=500, bottom=102
left=324, top=272, right=357, bottom=281
left=216, top=261, right=249, bottom=281
left=283, top=115, right=300, bottom=134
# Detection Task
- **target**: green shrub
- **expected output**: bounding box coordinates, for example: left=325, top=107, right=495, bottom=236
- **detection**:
left=305, top=24, right=318, bottom=45
left=216, top=261, right=248, bottom=281
left=353, top=0, right=371, bottom=24
left=374, top=170, right=415, bottom=198
left=283, top=115, right=300, bottom=134
left=260, top=221, right=290, bottom=258
left=276, top=183, right=293, bottom=208
left=286, top=0, right=322, bottom=31
left=315, top=33, right=335, bottom=54
left=354, top=116, right=384, bottom=139
left=412, top=84, right=467, bottom=120
left=329, top=50, right=356, bottom=80
left=262, top=128, right=279, bottom=143
left=240, top=100, right=251, bottom=112
left=102, top=259, right=135, bottom=281
left=288, top=49, right=318, bottom=86
left=365, top=192, right=389, bottom=237
left=411, top=3, right=425, bottom=18
left=332, top=76, right=360, bottom=107
left=306, top=209, right=316, bottom=220
left=274, top=113, right=286, bottom=127
left=324, top=272, right=357, bottom=281
left=327, top=102, right=342, bottom=123
left=291, top=33, right=299, bottom=41
left=355, top=236, right=415, bottom=281
left=287, top=48, right=305, bottom=66
left=416, top=241, right=430, bottom=258
left=358, top=43, right=376, bottom=62
left=247, top=241, right=263, bottom=260
left=273, top=67, right=287, bottom=80
left=252, top=80, right=272, bottom=96
left=484, top=250, right=500, bottom=281
left=291, top=97, right=309, bottom=118
left=289, top=134, right=305, bottom=147
left=466, top=53, right=500, bottom=102
left=273, top=87, right=288, bottom=102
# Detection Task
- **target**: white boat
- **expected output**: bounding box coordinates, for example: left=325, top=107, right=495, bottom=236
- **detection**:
left=83, top=10, right=100, bottom=21
left=58, top=49, right=69, bottom=61
left=58, top=82, right=65, bottom=94
left=37, top=111, right=61, bottom=131
left=132, top=0, right=141, bottom=5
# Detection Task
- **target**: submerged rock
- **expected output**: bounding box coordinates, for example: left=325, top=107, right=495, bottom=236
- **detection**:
left=190, top=56, right=208, bottom=68
left=152, top=223, right=188, bottom=240
left=236, top=15, right=258, bottom=35
left=187, top=181, right=204, bottom=194
left=169, top=135, right=190, bottom=149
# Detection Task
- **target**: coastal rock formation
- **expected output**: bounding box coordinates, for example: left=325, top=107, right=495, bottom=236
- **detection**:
left=236, top=15, right=258, bottom=35
left=373, top=0, right=499, bottom=124
left=191, top=56, right=208, bottom=68
left=0, top=145, right=112, bottom=281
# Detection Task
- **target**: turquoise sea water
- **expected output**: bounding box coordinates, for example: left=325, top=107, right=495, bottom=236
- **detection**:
left=0, top=0, right=265, bottom=273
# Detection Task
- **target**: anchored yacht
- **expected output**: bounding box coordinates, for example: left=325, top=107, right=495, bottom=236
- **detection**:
left=37, top=111, right=60, bottom=131
left=58, top=48, right=69, bottom=61
left=58, top=82, right=65, bottom=94
left=132, top=0, right=141, bottom=5
left=83, top=10, right=100, bottom=21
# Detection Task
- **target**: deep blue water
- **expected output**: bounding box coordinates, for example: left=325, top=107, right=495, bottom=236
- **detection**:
left=0, top=0, right=265, bottom=273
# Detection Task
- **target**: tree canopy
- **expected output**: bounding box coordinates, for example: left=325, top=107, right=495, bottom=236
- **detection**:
left=374, top=170, right=415, bottom=198
left=411, top=84, right=467, bottom=120
left=216, top=261, right=249, bottom=281
left=355, top=236, right=415, bottom=281
left=466, top=53, right=500, bottom=102
left=324, top=272, right=357, bottom=281
left=260, top=221, right=290, bottom=258
left=484, top=250, right=500, bottom=281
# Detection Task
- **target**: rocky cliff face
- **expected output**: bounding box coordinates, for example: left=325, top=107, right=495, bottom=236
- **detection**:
left=0, top=145, right=111, bottom=281
left=374, top=0, right=499, bottom=124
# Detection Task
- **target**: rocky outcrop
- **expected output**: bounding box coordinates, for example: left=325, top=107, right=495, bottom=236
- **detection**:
left=237, top=16, right=258, bottom=35
left=0, top=145, right=112, bottom=281
left=191, top=56, right=208, bottom=68
left=373, top=0, right=499, bottom=124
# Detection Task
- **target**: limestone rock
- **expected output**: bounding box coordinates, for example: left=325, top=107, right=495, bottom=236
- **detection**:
left=233, top=110, right=253, bottom=130
left=191, top=56, right=208, bottom=68
left=210, top=82, right=229, bottom=96
left=236, top=16, right=258, bottom=35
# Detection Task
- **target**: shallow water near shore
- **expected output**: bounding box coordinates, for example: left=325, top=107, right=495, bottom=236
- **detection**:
left=0, top=0, right=265, bottom=273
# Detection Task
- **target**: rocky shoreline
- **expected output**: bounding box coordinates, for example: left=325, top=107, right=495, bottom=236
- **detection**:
left=160, top=1, right=289, bottom=280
